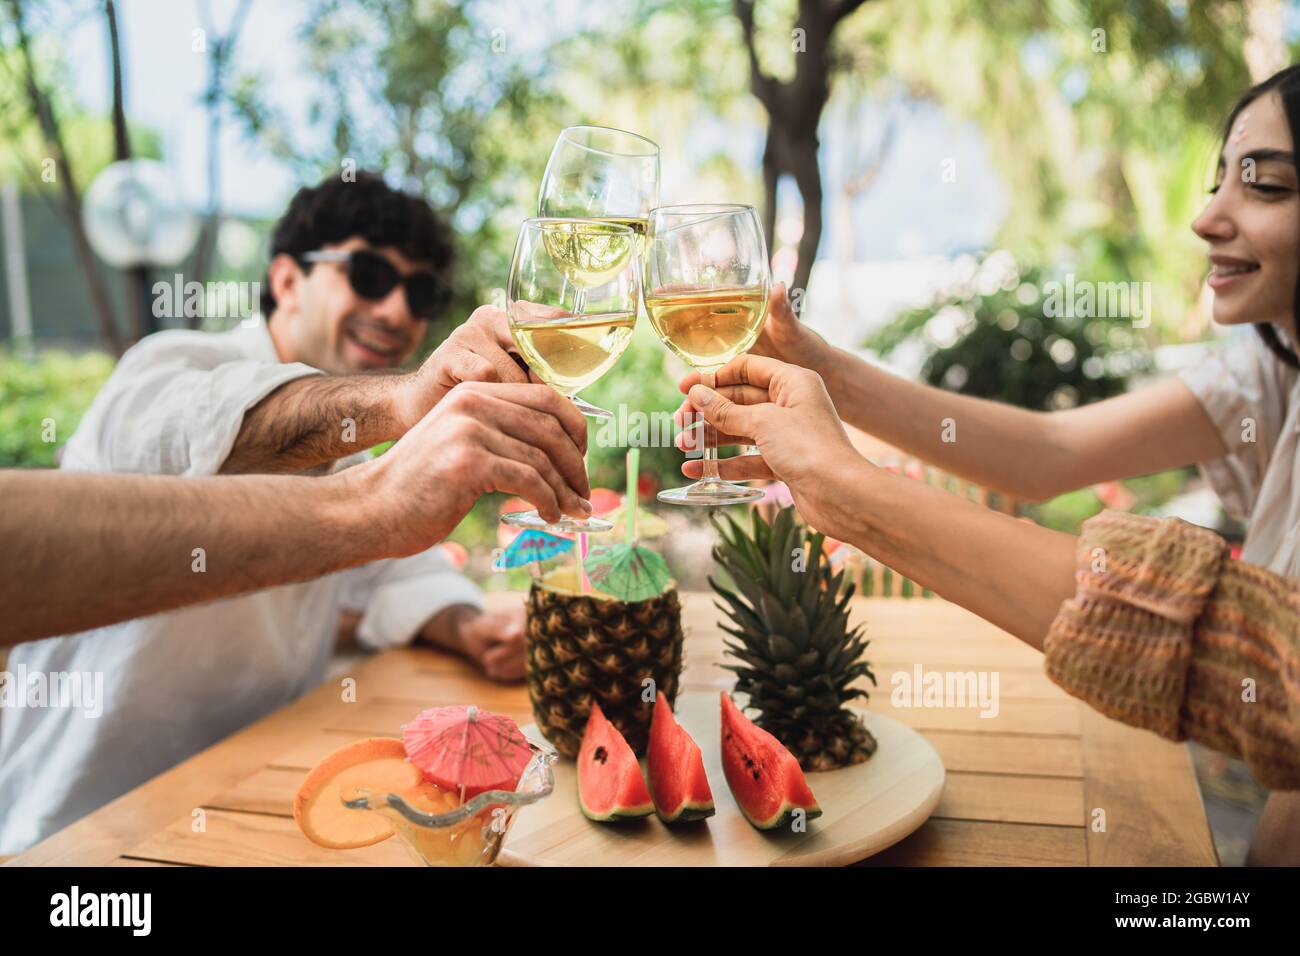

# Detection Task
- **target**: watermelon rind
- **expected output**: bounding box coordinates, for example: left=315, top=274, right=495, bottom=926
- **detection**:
left=578, top=790, right=654, bottom=822
left=735, top=799, right=823, bottom=831
left=656, top=798, right=716, bottom=825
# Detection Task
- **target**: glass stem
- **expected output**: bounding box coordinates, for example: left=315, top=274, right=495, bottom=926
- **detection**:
left=700, top=367, right=720, bottom=484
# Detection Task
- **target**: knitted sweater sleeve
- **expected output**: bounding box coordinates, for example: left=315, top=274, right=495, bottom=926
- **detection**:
left=1042, top=511, right=1300, bottom=789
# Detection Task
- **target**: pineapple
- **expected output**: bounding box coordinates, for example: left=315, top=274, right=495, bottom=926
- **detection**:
left=710, top=506, right=878, bottom=772
left=524, top=567, right=683, bottom=758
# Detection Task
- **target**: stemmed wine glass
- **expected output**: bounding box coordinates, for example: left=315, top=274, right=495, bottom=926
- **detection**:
left=642, top=203, right=771, bottom=506
left=537, top=125, right=659, bottom=418
left=500, top=217, right=640, bottom=533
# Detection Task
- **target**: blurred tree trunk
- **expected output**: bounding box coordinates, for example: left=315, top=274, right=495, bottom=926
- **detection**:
left=189, top=0, right=252, bottom=319
left=4, top=0, right=124, bottom=355
left=104, top=0, right=152, bottom=342
left=733, top=0, right=872, bottom=296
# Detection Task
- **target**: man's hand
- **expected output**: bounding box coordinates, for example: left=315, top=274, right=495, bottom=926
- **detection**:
left=352, top=381, right=591, bottom=557
left=394, top=306, right=535, bottom=429
left=423, top=604, right=526, bottom=683
left=225, top=306, right=539, bottom=476
left=674, top=354, right=864, bottom=532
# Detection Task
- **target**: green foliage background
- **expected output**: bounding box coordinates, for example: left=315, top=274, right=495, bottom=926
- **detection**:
left=0, top=350, right=114, bottom=467
left=865, top=262, right=1151, bottom=411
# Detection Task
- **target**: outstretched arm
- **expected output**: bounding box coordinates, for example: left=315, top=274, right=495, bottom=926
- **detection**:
left=2, top=468, right=373, bottom=645
left=682, top=355, right=1300, bottom=795
left=3, top=381, right=591, bottom=645
left=749, top=285, right=1228, bottom=500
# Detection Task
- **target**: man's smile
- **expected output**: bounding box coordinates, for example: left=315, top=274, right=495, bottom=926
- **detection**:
left=342, top=321, right=409, bottom=367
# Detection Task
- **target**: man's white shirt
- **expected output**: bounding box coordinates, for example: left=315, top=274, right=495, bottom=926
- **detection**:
left=0, top=319, right=482, bottom=853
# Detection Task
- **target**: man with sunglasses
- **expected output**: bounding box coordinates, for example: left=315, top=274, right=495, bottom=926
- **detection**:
left=1, top=173, right=546, bottom=853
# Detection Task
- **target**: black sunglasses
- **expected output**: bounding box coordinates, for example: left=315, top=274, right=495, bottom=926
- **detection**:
left=300, top=249, right=452, bottom=320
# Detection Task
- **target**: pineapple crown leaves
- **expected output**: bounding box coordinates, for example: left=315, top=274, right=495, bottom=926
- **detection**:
left=709, top=506, right=876, bottom=703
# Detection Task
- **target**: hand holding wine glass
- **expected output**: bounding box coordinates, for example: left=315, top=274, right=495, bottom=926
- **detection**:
left=643, top=203, right=771, bottom=505
left=673, top=353, right=863, bottom=533
left=500, top=217, right=640, bottom=534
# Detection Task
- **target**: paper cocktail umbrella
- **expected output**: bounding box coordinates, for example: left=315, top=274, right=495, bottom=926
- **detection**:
left=493, top=529, right=573, bottom=571
left=402, top=705, right=532, bottom=798
left=581, top=447, right=673, bottom=602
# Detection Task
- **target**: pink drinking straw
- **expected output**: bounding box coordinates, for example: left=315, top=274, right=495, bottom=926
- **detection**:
left=625, top=447, right=639, bottom=546
left=578, top=533, right=590, bottom=594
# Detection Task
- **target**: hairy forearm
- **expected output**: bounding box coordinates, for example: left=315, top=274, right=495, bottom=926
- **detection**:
left=220, top=372, right=410, bottom=474
left=0, top=469, right=386, bottom=645
left=819, top=460, right=1078, bottom=648
left=826, top=352, right=1065, bottom=500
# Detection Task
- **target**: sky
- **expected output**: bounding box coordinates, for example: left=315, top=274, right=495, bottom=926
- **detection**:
left=59, top=0, right=1005, bottom=263
left=65, top=0, right=313, bottom=215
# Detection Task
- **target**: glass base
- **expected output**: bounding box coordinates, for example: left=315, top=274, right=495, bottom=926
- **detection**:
left=501, top=510, right=613, bottom=534
left=657, top=478, right=764, bottom=507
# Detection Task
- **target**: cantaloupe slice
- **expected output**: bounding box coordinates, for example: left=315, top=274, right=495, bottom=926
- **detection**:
left=293, top=737, right=423, bottom=849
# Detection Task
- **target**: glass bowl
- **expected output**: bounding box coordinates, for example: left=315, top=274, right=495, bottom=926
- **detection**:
left=341, top=744, right=557, bottom=866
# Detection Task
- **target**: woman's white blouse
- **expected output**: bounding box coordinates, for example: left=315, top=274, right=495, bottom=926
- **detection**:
left=1178, top=330, right=1300, bottom=577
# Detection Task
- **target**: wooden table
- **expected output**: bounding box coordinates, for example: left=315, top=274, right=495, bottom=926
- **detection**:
left=3, top=594, right=1217, bottom=867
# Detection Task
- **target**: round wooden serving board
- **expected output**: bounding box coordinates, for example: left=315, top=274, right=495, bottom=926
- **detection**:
left=499, top=691, right=945, bottom=867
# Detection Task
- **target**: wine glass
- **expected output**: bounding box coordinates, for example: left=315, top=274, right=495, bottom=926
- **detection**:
left=643, top=203, right=770, bottom=506
left=538, top=125, right=659, bottom=417
left=501, top=217, right=640, bottom=534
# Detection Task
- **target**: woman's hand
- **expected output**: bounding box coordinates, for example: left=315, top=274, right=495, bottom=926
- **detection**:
left=676, top=356, right=1082, bottom=650
left=674, top=354, right=865, bottom=532
left=749, top=284, right=842, bottom=391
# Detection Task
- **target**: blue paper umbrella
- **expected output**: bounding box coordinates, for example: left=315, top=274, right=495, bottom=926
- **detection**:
left=493, top=530, right=574, bottom=571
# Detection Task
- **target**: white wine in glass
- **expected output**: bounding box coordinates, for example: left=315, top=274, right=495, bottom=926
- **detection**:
left=538, top=126, right=659, bottom=417
left=501, top=218, right=640, bottom=534
left=538, top=218, right=639, bottom=290
left=643, top=204, right=770, bottom=506
left=642, top=287, right=768, bottom=369
left=511, top=308, right=637, bottom=397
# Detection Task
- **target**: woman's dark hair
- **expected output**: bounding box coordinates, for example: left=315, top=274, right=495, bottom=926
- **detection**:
left=260, top=171, right=454, bottom=317
left=1222, top=66, right=1300, bottom=369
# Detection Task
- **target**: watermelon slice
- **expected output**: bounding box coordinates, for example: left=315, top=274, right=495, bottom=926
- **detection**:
left=646, top=692, right=715, bottom=823
left=720, top=693, right=822, bottom=831
left=577, top=703, right=654, bottom=822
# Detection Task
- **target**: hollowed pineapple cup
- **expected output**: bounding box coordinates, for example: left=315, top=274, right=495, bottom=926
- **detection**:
left=342, top=745, right=556, bottom=867
left=524, top=578, right=685, bottom=758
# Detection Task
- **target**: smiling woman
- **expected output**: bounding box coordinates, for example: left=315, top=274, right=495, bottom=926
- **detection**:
left=1195, top=67, right=1300, bottom=369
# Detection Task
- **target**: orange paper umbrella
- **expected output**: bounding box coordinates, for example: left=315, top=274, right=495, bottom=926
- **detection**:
left=402, top=705, right=532, bottom=799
